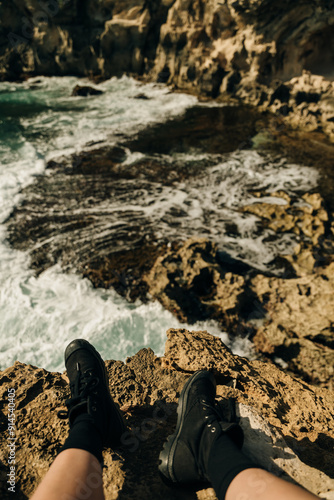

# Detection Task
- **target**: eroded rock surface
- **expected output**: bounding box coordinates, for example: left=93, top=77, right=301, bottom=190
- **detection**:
left=0, top=329, right=333, bottom=499
left=251, top=263, right=334, bottom=388
left=144, top=238, right=246, bottom=327
left=242, top=191, right=332, bottom=276
left=144, top=226, right=334, bottom=388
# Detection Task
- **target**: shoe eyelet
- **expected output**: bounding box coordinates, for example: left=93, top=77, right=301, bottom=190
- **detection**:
left=92, top=407, right=97, bottom=412
left=207, top=423, right=212, bottom=428
left=211, top=427, right=216, bottom=433
left=204, top=415, right=209, bottom=419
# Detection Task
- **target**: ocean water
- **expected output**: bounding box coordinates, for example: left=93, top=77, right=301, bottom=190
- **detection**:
left=0, top=76, right=319, bottom=372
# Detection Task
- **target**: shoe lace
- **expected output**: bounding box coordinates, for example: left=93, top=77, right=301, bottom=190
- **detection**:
left=57, top=363, right=99, bottom=419
left=202, top=398, right=243, bottom=449
left=201, top=399, right=224, bottom=425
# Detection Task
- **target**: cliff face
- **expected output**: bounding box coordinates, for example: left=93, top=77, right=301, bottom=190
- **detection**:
left=1, top=0, right=334, bottom=139
left=0, top=329, right=333, bottom=499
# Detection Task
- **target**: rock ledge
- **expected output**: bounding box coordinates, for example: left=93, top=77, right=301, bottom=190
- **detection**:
left=0, top=328, right=333, bottom=499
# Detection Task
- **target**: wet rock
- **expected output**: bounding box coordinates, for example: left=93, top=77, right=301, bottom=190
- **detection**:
left=123, top=105, right=264, bottom=155
left=71, top=84, right=103, bottom=96
left=143, top=233, right=334, bottom=388
left=0, top=329, right=333, bottom=499
left=134, top=93, right=150, bottom=99
left=242, top=191, right=331, bottom=276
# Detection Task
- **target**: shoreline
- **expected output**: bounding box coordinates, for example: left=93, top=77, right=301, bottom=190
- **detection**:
left=2, top=90, right=333, bottom=389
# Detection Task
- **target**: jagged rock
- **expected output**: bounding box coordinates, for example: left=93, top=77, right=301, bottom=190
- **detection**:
left=143, top=235, right=334, bottom=387
left=0, top=329, right=333, bottom=499
left=71, top=84, right=103, bottom=96
left=100, top=6, right=152, bottom=76
left=144, top=238, right=246, bottom=327
left=250, top=262, right=334, bottom=388
left=149, top=1, right=334, bottom=140
left=242, top=191, right=330, bottom=275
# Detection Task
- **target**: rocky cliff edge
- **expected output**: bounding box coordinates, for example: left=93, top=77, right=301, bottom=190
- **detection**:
left=0, top=328, right=333, bottom=499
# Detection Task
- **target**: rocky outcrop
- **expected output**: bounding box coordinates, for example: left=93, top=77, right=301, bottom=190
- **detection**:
left=1, top=0, right=334, bottom=140
left=251, top=263, right=334, bottom=388
left=141, top=189, right=334, bottom=389
left=144, top=234, right=334, bottom=389
left=150, top=0, right=334, bottom=140
left=242, top=191, right=331, bottom=276
left=0, top=329, right=333, bottom=499
left=144, top=238, right=246, bottom=326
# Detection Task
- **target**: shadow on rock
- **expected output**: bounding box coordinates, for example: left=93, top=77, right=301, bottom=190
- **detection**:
left=117, top=401, right=199, bottom=500
left=285, top=434, right=334, bottom=480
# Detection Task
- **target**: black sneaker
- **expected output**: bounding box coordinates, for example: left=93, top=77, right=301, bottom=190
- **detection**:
left=58, top=339, right=126, bottom=447
left=159, top=370, right=243, bottom=485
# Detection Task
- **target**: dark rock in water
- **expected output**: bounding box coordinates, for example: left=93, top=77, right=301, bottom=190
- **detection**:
left=5, top=105, right=264, bottom=300
left=124, top=105, right=264, bottom=155
left=5, top=125, right=217, bottom=302
left=71, top=85, right=103, bottom=97
left=134, top=93, right=150, bottom=100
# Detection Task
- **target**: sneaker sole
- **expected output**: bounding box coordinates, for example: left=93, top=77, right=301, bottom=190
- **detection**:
left=158, top=370, right=216, bottom=483
left=65, top=339, right=126, bottom=445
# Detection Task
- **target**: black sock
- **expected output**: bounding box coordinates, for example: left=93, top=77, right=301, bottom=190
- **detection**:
left=59, top=414, right=104, bottom=465
left=207, top=432, right=257, bottom=500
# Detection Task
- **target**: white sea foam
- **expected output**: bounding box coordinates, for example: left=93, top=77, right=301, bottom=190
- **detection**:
left=0, top=261, right=232, bottom=372
left=98, top=150, right=319, bottom=273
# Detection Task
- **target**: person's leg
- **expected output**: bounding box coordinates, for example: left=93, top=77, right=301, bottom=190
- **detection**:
left=31, top=339, right=125, bottom=500
left=159, top=370, right=320, bottom=500
left=31, top=449, right=104, bottom=500
left=206, top=430, right=320, bottom=500
left=225, top=468, right=320, bottom=500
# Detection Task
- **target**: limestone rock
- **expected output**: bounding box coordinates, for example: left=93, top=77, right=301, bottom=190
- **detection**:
left=0, top=329, right=333, bottom=499
left=242, top=191, right=330, bottom=275
left=100, top=7, right=151, bottom=76
left=142, top=234, right=334, bottom=388
left=144, top=237, right=245, bottom=327
left=250, top=262, right=334, bottom=387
